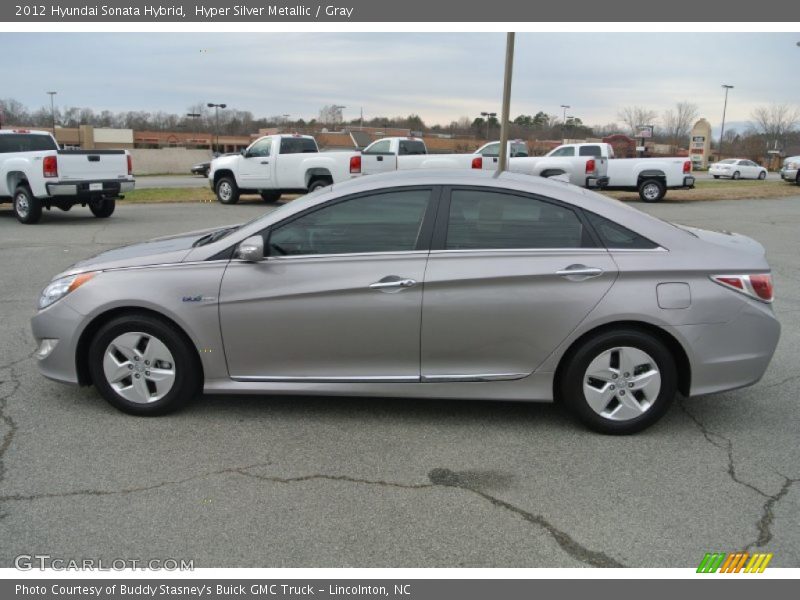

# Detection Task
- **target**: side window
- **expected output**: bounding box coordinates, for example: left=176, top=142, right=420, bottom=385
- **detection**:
left=398, top=140, right=426, bottom=155
left=479, top=143, right=500, bottom=157
left=247, top=139, right=271, bottom=158
left=268, top=189, right=431, bottom=256
left=550, top=146, right=575, bottom=157
left=364, top=140, right=392, bottom=155
left=584, top=211, right=658, bottom=249
left=445, top=189, right=590, bottom=250
left=579, top=145, right=602, bottom=157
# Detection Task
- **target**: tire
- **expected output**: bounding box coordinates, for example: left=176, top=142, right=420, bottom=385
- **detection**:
left=558, top=328, right=678, bottom=435
left=713, top=175, right=720, bottom=179
left=13, top=185, right=42, bottom=224
left=260, top=191, right=282, bottom=203
left=307, top=178, right=332, bottom=193
left=89, top=198, right=116, bottom=218
left=732, top=171, right=740, bottom=180
left=87, top=313, right=201, bottom=416
left=215, top=176, right=240, bottom=204
left=638, top=178, right=666, bottom=203
left=758, top=171, right=766, bottom=180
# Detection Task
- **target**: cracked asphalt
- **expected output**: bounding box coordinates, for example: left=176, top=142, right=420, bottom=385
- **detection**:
left=1, top=194, right=799, bottom=568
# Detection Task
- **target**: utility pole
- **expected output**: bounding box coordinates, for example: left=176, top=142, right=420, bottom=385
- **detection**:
left=718, top=84, right=733, bottom=161
left=496, top=32, right=515, bottom=175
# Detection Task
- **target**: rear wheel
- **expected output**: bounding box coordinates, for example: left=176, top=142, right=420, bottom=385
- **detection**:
left=88, top=314, right=201, bottom=416
left=713, top=175, right=720, bottom=179
left=559, top=328, right=677, bottom=434
left=307, top=178, right=332, bottom=193
left=215, top=176, right=240, bottom=204
left=89, top=198, right=116, bottom=218
left=638, top=178, right=666, bottom=202
left=13, top=185, right=42, bottom=224
left=732, top=171, right=740, bottom=180
left=260, top=190, right=282, bottom=203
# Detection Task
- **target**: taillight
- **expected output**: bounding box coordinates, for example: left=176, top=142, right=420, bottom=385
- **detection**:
left=683, top=160, right=691, bottom=174
left=711, top=273, right=774, bottom=303
left=43, top=155, right=58, bottom=178
left=349, top=155, right=361, bottom=174
left=585, top=158, right=596, bottom=174
left=471, top=156, right=482, bottom=169
left=127, top=154, right=133, bottom=175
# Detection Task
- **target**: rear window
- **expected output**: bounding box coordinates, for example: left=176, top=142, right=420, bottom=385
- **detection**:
left=584, top=211, right=659, bottom=249
left=279, top=137, right=318, bottom=154
left=398, top=140, right=426, bottom=155
left=0, top=134, right=58, bottom=153
left=579, top=145, right=603, bottom=157
left=511, top=143, right=529, bottom=157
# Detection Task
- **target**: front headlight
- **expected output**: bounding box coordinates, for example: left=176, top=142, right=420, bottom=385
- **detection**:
left=787, top=162, right=798, bottom=169
left=38, top=272, right=98, bottom=310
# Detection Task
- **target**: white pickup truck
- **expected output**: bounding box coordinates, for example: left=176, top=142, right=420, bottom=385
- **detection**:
left=209, top=134, right=362, bottom=204
left=543, top=142, right=695, bottom=202
left=0, top=129, right=134, bottom=224
left=360, top=137, right=608, bottom=189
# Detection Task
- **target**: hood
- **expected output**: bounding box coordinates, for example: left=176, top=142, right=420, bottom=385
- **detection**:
left=57, top=225, right=234, bottom=279
left=210, top=154, right=239, bottom=172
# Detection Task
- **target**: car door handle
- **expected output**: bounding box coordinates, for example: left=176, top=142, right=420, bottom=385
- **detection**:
left=377, top=156, right=384, bottom=162
left=556, top=265, right=604, bottom=279
left=260, top=161, right=269, bottom=164
left=369, top=277, right=417, bottom=291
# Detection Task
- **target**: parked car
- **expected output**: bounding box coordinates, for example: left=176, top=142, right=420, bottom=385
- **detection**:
left=709, top=159, right=768, bottom=180
left=190, top=161, right=210, bottom=177
left=0, top=129, right=134, bottom=224
left=208, top=134, right=361, bottom=204
left=31, top=169, right=780, bottom=434
left=361, top=137, right=608, bottom=189
left=780, top=156, right=800, bottom=184
left=543, top=142, right=694, bottom=202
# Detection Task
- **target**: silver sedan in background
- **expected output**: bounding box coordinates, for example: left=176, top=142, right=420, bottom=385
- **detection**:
left=31, top=170, right=780, bottom=434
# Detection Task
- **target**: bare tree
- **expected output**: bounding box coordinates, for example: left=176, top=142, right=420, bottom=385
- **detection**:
left=662, top=101, right=698, bottom=150
left=617, top=106, right=658, bottom=136
left=750, top=103, right=800, bottom=153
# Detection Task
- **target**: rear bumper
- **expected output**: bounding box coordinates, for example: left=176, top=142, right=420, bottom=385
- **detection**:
left=46, top=179, right=135, bottom=198
left=681, top=175, right=695, bottom=188
left=587, top=176, right=609, bottom=189
left=671, top=300, right=780, bottom=397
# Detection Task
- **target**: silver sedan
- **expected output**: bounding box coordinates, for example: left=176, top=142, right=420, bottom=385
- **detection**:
left=31, top=170, right=780, bottom=434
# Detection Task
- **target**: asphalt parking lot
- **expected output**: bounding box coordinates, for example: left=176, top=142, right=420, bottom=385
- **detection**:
left=1, top=194, right=799, bottom=568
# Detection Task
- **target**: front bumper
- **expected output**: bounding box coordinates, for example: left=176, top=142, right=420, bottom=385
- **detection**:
left=781, top=168, right=798, bottom=182
left=587, top=175, right=609, bottom=189
left=46, top=179, right=135, bottom=198
left=30, top=300, right=86, bottom=385
left=672, top=300, right=780, bottom=397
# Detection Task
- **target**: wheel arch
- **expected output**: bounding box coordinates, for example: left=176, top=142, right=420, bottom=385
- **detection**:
left=75, top=306, right=204, bottom=387
left=553, top=320, right=691, bottom=401
left=305, top=167, right=333, bottom=188
left=213, top=169, right=235, bottom=185
left=637, top=169, right=666, bottom=182
left=7, top=170, right=30, bottom=193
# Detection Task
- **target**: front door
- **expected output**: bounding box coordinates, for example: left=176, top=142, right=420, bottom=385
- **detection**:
left=421, top=187, right=618, bottom=381
left=238, top=138, right=272, bottom=188
left=361, top=139, right=396, bottom=175
left=219, top=187, right=436, bottom=381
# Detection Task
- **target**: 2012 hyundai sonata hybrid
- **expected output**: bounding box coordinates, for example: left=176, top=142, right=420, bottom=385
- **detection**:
left=31, top=169, right=780, bottom=434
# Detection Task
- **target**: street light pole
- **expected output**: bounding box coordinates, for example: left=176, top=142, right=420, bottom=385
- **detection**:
left=186, top=112, right=201, bottom=145
left=719, top=85, right=733, bottom=161
left=480, top=111, right=497, bottom=140
left=496, top=32, right=515, bottom=175
left=207, top=103, right=226, bottom=153
left=47, top=91, right=57, bottom=135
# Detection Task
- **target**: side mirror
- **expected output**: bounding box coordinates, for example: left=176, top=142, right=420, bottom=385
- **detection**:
left=241, top=149, right=248, bottom=157
left=236, top=235, right=264, bottom=262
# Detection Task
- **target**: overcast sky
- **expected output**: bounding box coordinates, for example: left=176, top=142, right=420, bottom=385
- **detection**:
left=2, top=32, right=798, bottom=133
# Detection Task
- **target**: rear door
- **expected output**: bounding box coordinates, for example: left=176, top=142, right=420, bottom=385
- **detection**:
left=361, top=139, right=397, bottom=175
left=238, top=138, right=273, bottom=188
left=420, top=186, right=617, bottom=381
left=219, top=186, right=438, bottom=381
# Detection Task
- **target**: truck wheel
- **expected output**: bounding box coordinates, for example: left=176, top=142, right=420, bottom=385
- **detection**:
left=13, top=185, right=42, bottom=224
left=260, top=191, right=282, bottom=203
left=638, top=179, right=666, bottom=203
left=89, top=198, right=116, bottom=218
left=215, top=176, right=239, bottom=204
left=307, top=178, right=332, bottom=193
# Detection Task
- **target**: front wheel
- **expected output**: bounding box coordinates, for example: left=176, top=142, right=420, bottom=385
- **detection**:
left=215, top=176, right=240, bottom=204
left=89, top=198, right=116, bottom=218
left=558, top=329, right=677, bottom=434
left=638, top=178, right=666, bottom=202
left=713, top=175, right=720, bottom=179
left=13, top=185, right=42, bottom=224
left=758, top=171, right=767, bottom=180
left=732, top=171, right=740, bottom=180
left=88, top=314, right=201, bottom=416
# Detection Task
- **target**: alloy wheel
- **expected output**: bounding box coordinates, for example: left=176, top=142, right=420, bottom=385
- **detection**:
left=103, top=332, right=176, bottom=404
